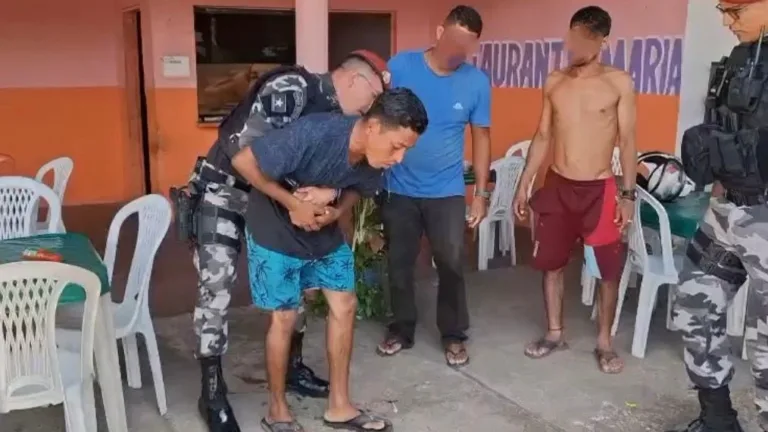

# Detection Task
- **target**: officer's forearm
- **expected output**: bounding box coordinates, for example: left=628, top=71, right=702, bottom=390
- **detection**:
left=231, top=148, right=300, bottom=210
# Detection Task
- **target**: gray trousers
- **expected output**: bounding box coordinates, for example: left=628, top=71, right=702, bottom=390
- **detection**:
left=192, top=182, right=308, bottom=358
left=672, top=197, right=768, bottom=429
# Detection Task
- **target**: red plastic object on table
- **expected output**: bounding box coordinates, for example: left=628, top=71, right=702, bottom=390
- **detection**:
left=21, top=248, right=63, bottom=262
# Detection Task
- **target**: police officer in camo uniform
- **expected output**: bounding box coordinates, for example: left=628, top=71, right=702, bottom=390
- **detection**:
left=179, top=50, right=390, bottom=432
left=672, top=1, right=768, bottom=431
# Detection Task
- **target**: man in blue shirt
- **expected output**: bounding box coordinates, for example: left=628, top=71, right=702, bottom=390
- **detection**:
left=231, top=88, right=428, bottom=432
left=376, top=5, right=492, bottom=369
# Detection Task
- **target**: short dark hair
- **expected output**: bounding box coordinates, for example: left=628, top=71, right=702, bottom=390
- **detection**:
left=363, top=88, right=428, bottom=135
left=570, top=6, right=612, bottom=37
left=445, top=5, right=483, bottom=37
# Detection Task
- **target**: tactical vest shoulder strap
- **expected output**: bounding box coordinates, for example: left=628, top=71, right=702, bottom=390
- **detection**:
left=218, top=65, right=311, bottom=132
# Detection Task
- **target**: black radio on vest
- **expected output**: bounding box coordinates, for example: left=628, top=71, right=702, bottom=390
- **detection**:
left=682, top=33, right=768, bottom=204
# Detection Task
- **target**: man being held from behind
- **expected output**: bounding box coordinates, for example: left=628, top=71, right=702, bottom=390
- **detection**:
left=183, top=50, right=389, bottom=432
left=512, top=6, right=637, bottom=374
left=376, top=5, right=491, bottom=369
left=231, top=88, right=428, bottom=432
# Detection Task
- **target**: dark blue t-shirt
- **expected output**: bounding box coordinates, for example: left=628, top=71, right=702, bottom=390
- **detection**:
left=246, top=112, right=383, bottom=258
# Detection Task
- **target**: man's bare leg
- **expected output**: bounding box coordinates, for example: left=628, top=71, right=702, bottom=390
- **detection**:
left=322, top=289, right=387, bottom=430
left=594, top=279, right=624, bottom=373
left=525, top=268, right=569, bottom=358
left=266, top=310, right=298, bottom=422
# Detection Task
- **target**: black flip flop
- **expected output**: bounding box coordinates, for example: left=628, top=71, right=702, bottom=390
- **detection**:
left=261, top=417, right=305, bottom=432
left=323, top=411, right=393, bottom=431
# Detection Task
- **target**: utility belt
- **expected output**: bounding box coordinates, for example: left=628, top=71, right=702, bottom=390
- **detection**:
left=724, top=188, right=768, bottom=207
left=193, top=157, right=251, bottom=193
left=168, top=157, right=248, bottom=250
left=686, top=229, right=747, bottom=286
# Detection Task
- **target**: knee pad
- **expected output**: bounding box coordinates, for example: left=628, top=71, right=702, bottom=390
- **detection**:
left=686, top=230, right=747, bottom=286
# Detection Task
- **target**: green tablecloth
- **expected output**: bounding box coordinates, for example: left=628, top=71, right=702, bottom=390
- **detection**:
left=639, top=192, right=711, bottom=239
left=0, top=233, right=110, bottom=303
left=464, top=168, right=496, bottom=185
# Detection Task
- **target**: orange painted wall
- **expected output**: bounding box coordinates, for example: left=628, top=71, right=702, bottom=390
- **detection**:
left=0, top=0, right=135, bottom=204
left=144, top=0, right=444, bottom=201
left=2, top=0, right=687, bottom=205
left=1, top=0, right=443, bottom=205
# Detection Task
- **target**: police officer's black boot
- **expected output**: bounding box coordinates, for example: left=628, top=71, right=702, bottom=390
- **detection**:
left=198, top=356, right=241, bottom=432
left=286, top=331, right=330, bottom=398
left=667, top=386, right=744, bottom=431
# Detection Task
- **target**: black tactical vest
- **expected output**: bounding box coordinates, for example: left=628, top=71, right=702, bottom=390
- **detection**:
left=702, top=39, right=768, bottom=191
left=205, top=66, right=339, bottom=177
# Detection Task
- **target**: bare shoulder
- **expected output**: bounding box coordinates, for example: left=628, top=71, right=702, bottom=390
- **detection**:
left=602, top=66, right=634, bottom=93
left=543, top=69, right=566, bottom=92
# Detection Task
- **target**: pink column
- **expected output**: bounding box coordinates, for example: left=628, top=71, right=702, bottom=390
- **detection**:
left=295, top=0, right=329, bottom=73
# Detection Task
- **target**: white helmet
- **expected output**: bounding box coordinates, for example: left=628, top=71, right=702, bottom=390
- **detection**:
left=636, top=152, right=694, bottom=202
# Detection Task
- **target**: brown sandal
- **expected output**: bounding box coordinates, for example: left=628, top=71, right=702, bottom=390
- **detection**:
left=524, top=328, right=568, bottom=359
left=444, top=341, right=470, bottom=369
left=594, top=348, right=625, bottom=374
left=376, top=334, right=412, bottom=357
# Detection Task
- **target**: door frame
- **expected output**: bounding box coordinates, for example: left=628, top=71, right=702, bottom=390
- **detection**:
left=121, top=7, right=150, bottom=197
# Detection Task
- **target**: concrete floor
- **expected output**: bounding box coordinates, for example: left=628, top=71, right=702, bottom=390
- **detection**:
left=0, top=205, right=762, bottom=431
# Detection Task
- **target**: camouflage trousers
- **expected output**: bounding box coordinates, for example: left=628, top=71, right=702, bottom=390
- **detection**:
left=192, top=181, right=309, bottom=358
left=672, top=196, right=768, bottom=428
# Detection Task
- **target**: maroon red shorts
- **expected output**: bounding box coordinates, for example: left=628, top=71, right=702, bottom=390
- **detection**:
left=529, top=170, right=626, bottom=282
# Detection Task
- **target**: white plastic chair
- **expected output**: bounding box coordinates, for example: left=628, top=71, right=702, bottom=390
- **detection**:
left=0, top=176, right=62, bottom=240
left=499, top=140, right=532, bottom=256
left=56, top=194, right=172, bottom=415
left=0, top=261, right=101, bottom=432
left=34, top=157, right=73, bottom=233
left=107, top=194, right=171, bottom=414
left=605, top=188, right=681, bottom=358
left=477, top=156, right=525, bottom=270
left=505, top=140, right=531, bottom=158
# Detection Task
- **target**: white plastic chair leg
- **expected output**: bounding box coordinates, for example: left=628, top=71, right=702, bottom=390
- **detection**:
left=122, top=334, right=142, bottom=389
left=83, top=377, right=98, bottom=432
left=666, top=285, right=677, bottom=331
left=582, top=263, right=596, bottom=306
left=141, top=320, right=168, bottom=415
left=64, top=383, right=91, bottom=432
left=727, top=284, right=747, bottom=337
left=631, top=277, right=663, bottom=358
left=499, top=222, right=510, bottom=254
left=743, top=326, right=756, bottom=361
left=610, top=263, right=633, bottom=336
left=506, top=217, right=516, bottom=266
left=477, top=220, right=492, bottom=271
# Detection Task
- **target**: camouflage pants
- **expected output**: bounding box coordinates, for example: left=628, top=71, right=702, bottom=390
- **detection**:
left=192, top=182, right=309, bottom=358
left=672, top=197, right=768, bottom=428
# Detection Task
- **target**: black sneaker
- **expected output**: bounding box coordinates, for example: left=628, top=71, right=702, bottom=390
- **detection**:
left=667, top=387, right=743, bottom=432
left=286, top=357, right=330, bottom=398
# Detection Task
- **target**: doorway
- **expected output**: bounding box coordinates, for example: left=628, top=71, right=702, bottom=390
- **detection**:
left=122, top=9, right=152, bottom=196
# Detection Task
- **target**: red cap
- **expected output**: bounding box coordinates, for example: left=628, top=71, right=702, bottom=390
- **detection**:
left=346, top=49, right=391, bottom=89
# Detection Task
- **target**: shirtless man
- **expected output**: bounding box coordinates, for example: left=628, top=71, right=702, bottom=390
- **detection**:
left=512, top=5, right=637, bottom=374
